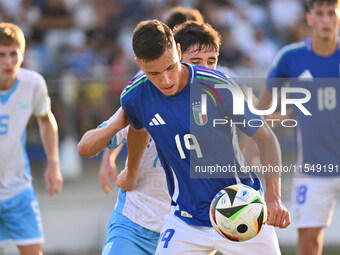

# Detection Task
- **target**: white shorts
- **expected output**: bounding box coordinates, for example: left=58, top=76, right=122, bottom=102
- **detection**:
left=291, top=173, right=340, bottom=228
left=155, top=213, right=280, bottom=255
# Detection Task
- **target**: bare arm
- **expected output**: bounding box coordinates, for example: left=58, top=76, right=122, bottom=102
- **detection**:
left=99, top=144, right=124, bottom=193
left=37, top=111, right=63, bottom=197
left=242, top=85, right=259, bottom=106
left=116, top=126, right=150, bottom=191
left=238, top=132, right=259, bottom=166
left=258, top=88, right=294, bottom=127
left=251, top=123, right=290, bottom=229
left=77, top=109, right=129, bottom=157
left=238, top=86, right=261, bottom=166
left=257, top=88, right=273, bottom=110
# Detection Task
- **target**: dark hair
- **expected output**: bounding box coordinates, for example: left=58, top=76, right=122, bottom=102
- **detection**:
left=173, top=21, right=221, bottom=56
left=165, top=7, right=204, bottom=30
left=307, top=0, right=339, bottom=10
left=133, top=19, right=175, bottom=62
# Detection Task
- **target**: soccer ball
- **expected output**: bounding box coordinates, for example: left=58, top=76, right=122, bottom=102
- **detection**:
left=209, top=184, right=267, bottom=242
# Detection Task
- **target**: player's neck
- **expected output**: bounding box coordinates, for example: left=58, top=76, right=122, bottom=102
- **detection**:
left=0, top=78, right=16, bottom=91
left=177, top=64, right=190, bottom=93
left=311, top=35, right=338, bottom=56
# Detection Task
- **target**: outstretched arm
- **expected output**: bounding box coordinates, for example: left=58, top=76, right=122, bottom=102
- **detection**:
left=77, top=108, right=129, bottom=157
left=37, top=111, right=63, bottom=197
left=251, top=123, right=291, bottom=229
left=116, top=126, right=150, bottom=191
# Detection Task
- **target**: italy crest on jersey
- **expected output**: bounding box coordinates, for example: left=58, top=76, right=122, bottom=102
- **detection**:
left=192, top=101, right=207, bottom=126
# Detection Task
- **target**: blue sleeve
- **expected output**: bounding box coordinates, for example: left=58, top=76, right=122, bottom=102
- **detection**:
left=120, top=91, right=144, bottom=130
left=266, top=50, right=289, bottom=90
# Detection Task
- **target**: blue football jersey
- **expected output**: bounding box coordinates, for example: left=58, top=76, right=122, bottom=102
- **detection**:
left=121, top=63, right=264, bottom=226
left=267, top=38, right=340, bottom=175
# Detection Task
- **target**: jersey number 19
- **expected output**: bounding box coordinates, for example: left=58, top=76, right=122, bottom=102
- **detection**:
left=175, top=134, right=202, bottom=159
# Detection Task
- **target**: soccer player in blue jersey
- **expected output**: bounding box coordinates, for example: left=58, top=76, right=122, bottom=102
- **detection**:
left=117, top=19, right=290, bottom=254
left=0, top=23, right=63, bottom=255
left=258, top=1, right=340, bottom=254
left=78, top=19, right=224, bottom=255
left=79, top=20, right=235, bottom=255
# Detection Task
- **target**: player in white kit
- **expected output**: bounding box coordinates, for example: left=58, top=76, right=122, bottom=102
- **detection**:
left=98, top=109, right=171, bottom=255
left=0, top=23, right=63, bottom=255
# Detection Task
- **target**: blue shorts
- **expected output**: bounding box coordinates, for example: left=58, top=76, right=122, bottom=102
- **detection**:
left=102, top=209, right=160, bottom=255
left=0, top=186, right=44, bottom=245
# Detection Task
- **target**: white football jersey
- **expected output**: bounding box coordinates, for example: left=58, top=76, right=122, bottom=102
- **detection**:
left=0, top=68, right=51, bottom=201
left=101, top=109, right=171, bottom=232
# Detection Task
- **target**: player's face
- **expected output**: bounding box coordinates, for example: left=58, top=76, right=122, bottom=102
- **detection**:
left=136, top=43, right=183, bottom=96
left=307, top=2, right=340, bottom=40
left=182, top=44, right=218, bottom=70
left=0, top=44, right=23, bottom=89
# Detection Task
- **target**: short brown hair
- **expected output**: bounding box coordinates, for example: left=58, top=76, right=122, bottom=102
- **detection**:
left=0, top=23, right=25, bottom=53
left=307, top=0, right=339, bottom=10
left=133, top=19, right=175, bottom=62
left=173, top=21, right=221, bottom=56
left=165, top=7, right=204, bottom=30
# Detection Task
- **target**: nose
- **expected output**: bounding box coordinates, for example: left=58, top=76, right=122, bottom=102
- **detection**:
left=321, top=14, right=332, bottom=23
left=161, top=72, right=171, bottom=86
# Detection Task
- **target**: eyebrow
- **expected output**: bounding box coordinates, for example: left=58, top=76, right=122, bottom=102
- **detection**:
left=189, top=57, right=217, bottom=61
left=0, top=50, right=17, bottom=54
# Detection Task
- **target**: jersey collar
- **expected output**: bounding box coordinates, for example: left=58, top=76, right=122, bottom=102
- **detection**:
left=0, top=79, right=19, bottom=104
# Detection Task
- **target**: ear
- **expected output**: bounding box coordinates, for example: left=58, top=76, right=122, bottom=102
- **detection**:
left=336, top=5, right=340, bottom=21
left=306, top=13, right=312, bottom=26
left=134, top=57, right=141, bottom=68
left=176, top=43, right=182, bottom=61
left=18, top=50, right=24, bottom=66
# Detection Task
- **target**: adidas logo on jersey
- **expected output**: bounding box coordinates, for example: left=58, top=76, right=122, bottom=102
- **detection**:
left=298, top=69, right=313, bottom=81
left=149, top=113, right=166, bottom=126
